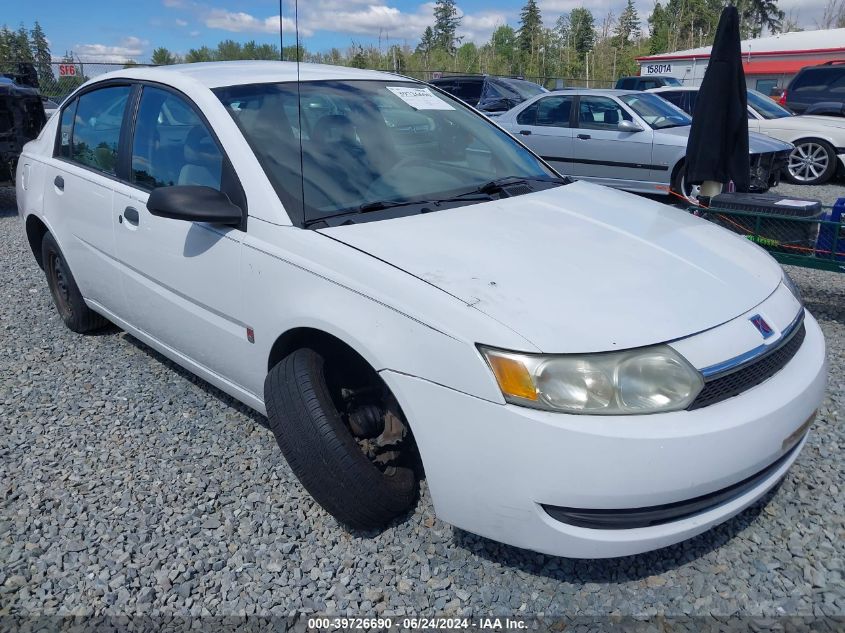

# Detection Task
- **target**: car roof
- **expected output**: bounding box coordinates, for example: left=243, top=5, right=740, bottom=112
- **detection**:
left=89, top=61, right=408, bottom=90
left=649, top=86, right=697, bottom=92
left=545, top=88, right=640, bottom=97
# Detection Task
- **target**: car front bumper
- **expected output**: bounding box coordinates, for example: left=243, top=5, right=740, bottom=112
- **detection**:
left=381, top=312, right=826, bottom=559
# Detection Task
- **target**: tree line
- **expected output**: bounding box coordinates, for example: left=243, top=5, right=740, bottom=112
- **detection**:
left=148, top=0, right=799, bottom=85
left=4, top=0, right=836, bottom=100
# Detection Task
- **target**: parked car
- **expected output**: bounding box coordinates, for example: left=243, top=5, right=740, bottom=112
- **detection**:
left=651, top=86, right=845, bottom=184
left=42, top=97, right=60, bottom=119
left=429, top=75, right=546, bottom=114
left=17, top=62, right=825, bottom=559
left=496, top=88, right=793, bottom=203
left=0, top=77, right=46, bottom=185
left=615, top=75, right=682, bottom=90
left=779, top=60, right=845, bottom=117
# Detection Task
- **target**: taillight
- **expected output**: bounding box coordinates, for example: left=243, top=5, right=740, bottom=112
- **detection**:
left=778, top=90, right=787, bottom=106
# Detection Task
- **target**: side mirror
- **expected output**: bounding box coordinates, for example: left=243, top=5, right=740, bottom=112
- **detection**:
left=147, top=186, right=242, bottom=226
left=482, top=98, right=513, bottom=113
left=618, top=120, right=644, bottom=133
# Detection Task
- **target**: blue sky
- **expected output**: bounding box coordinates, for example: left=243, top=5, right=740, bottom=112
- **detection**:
left=7, top=0, right=827, bottom=63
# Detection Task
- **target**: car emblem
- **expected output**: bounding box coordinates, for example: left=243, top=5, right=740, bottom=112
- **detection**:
left=749, top=314, right=775, bottom=339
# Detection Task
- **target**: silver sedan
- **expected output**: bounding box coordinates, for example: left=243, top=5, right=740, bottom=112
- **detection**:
left=496, top=89, right=794, bottom=203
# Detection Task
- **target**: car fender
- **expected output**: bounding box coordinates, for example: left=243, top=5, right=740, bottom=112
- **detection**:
left=239, top=221, right=536, bottom=406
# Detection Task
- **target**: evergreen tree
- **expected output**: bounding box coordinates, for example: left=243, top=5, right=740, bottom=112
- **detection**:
left=350, top=44, right=367, bottom=68
left=432, top=0, right=462, bottom=54
left=30, top=21, right=52, bottom=89
left=615, top=0, right=642, bottom=46
left=648, top=2, right=670, bottom=53
left=184, top=46, right=214, bottom=63
left=151, top=47, right=177, bottom=65
left=569, top=8, right=595, bottom=61
left=0, top=27, right=12, bottom=70
left=518, top=0, right=543, bottom=56
left=736, top=0, right=785, bottom=36
left=12, top=24, right=33, bottom=62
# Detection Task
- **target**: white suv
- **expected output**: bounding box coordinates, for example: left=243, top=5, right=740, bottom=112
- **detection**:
left=16, top=62, right=826, bottom=559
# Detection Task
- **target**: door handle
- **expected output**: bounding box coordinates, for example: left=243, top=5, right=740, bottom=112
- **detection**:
left=54, top=175, right=64, bottom=190
left=519, top=129, right=532, bottom=136
left=577, top=134, right=591, bottom=140
left=123, top=207, right=140, bottom=226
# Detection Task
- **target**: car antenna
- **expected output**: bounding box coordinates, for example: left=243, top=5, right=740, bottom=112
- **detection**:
left=279, top=0, right=284, bottom=61
left=294, top=0, right=306, bottom=215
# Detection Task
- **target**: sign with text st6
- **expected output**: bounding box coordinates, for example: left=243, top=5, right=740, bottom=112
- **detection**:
left=58, top=64, right=77, bottom=77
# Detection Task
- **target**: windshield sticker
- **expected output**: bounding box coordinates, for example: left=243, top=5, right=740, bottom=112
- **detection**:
left=386, top=86, right=454, bottom=111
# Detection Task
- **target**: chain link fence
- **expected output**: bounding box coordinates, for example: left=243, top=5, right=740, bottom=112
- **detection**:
left=31, top=61, right=153, bottom=103
left=695, top=201, right=845, bottom=273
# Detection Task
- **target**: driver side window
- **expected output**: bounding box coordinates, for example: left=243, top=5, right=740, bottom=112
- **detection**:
left=131, top=86, right=223, bottom=191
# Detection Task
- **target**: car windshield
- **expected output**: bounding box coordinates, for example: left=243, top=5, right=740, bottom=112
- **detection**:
left=620, top=93, right=691, bottom=129
left=497, top=78, right=547, bottom=99
left=747, top=89, right=792, bottom=119
left=215, top=80, right=560, bottom=226
left=661, top=77, right=682, bottom=86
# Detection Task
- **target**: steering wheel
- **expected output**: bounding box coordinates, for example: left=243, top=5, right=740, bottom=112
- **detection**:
left=650, top=116, right=669, bottom=127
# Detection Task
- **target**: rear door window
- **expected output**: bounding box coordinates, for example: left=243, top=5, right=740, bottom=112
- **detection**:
left=657, top=91, right=687, bottom=112
left=63, top=85, right=131, bottom=174
left=792, top=68, right=840, bottom=93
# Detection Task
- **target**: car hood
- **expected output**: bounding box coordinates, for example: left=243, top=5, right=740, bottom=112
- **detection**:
left=654, top=125, right=793, bottom=153
left=766, top=114, right=845, bottom=133
left=320, top=181, right=782, bottom=352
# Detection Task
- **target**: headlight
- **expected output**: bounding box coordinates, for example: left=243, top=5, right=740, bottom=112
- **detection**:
left=782, top=269, right=803, bottom=305
left=480, top=345, right=704, bottom=415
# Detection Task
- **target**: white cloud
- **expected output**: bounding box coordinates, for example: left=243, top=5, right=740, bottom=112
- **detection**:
left=200, top=2, right=511, bottom=45
left=204, top=9, right=312, bottom=37
left=163, top=0, right=188, bottom=7
left=175, top=18, right=189, bottom=27
left=73, top=36, right=148, bottom=62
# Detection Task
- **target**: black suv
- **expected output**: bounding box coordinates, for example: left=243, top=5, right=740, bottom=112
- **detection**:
left=429, top=75, right=546, bottom=114
left=781, top=61, right=845, bottom=117
left=615, top=76, right=682, bottom=90
left=0, top=78, right=46, bottom=185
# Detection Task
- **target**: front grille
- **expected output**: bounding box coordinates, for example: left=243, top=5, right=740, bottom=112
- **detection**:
left=689, top=320, right=806, bottom=410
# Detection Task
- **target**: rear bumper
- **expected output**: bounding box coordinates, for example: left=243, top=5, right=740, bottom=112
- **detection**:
left=381, top=312, right=826, bottom=559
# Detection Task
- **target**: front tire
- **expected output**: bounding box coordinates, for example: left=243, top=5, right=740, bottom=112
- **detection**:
left=785, top=139, right=836, bottom=185
left=264, top=348, right=418, bottom=529
left=671, top=162, right=700, bottom=205
left=41, top=232, right=108, bottom=333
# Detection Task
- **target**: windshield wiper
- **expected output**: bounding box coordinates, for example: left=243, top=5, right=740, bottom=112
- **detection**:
left=357, top=192, right=493, bottom=214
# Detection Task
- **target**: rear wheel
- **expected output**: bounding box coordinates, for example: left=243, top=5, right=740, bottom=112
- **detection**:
left=41, top=232, right=108, bottom=333
left=785, top=139, right=836, bottom=185
left=264, top=347, right=418, bottom=529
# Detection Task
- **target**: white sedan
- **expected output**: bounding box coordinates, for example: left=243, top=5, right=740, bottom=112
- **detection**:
left=16, top=62, right=826, bottom=559
left=651, top=86, right=845, bottom=185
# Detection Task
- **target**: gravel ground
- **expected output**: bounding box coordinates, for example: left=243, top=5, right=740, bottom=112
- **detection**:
left=0, top=185, right=843, bottom=619
left=774, top=176, right=845, bottom=208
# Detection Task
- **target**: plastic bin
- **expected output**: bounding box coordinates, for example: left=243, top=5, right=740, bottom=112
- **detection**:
left=815, top=197, right=845, bottom=262
left=706, top=192, right=823, bottom=252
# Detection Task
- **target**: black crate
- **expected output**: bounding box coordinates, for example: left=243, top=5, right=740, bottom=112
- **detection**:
left=705, top=192, right=823, bottom=251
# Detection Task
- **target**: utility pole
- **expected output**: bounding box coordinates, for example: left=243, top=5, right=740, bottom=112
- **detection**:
left=279, top=0, right=284, bottom=60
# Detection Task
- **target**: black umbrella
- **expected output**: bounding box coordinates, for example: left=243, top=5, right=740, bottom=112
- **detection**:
left=685, top=6, right=749, bottom=196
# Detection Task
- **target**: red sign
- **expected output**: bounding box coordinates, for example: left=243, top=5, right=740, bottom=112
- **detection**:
left=58, top=64, right=77, bottom=77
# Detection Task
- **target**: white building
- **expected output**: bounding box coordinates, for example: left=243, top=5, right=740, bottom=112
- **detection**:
left=636, top=28, right=845, bottom=95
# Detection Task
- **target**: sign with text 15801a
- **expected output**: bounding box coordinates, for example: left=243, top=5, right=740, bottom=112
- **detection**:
left=58, top=64, right=77, bottom=77
left=645, top=63, right=672, bottom=74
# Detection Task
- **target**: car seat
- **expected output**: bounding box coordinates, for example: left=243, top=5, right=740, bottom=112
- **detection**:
left=178, top=126, right=222, bottom=188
